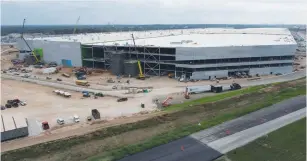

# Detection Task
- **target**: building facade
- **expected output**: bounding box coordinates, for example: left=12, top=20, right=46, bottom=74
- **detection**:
left=17, top=28, right=297, bottom=80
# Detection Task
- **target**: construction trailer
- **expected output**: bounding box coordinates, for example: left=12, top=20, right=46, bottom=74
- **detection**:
left=17, top=28, right=297, bottom=79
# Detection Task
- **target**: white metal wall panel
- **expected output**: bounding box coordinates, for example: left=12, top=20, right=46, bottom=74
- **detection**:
left=16, top=39, right=82, bottom=66
left=249, top=66, right=293, bottom=76
left=190, top=70, right=228, bottom=80
left=176, top=45, right=297, bottom=60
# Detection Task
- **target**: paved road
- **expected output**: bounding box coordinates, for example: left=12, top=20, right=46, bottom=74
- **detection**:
left=208, top=108, right=306, bottom=153
left=119, top=137, right=222, bottom=161
left=191, top=95, right=306, bottom=143
left=118, top=96, right=306, bottom=161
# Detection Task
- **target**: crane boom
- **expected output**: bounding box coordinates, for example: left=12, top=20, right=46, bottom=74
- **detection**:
left=73, top=16, right=80, bottom=34
left=21, top=18, right=39, bottom=63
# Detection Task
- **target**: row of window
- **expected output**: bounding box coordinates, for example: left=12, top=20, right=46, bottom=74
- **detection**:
left=175, top=55, right=294, bottom=64
left=177, top=63, right=292, bottom=72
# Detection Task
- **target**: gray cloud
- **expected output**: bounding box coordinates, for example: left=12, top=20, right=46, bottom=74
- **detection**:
left=1, top=0, right=306, bottom=25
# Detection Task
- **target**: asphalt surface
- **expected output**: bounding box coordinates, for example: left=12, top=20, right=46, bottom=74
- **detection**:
left=119, top=137, right=222, bottom=161
left=119, top=96, right=306, bottom=161
left=191, top=95, right=306, bottom=143
left=208, top=108, right=306, bottom=154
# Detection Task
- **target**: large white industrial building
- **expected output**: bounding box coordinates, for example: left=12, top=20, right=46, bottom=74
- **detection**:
left=17, top=28, right=297, bottom=80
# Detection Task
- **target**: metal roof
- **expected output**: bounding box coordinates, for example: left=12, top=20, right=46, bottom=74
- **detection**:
left=31, top=28, right=296, bottom=47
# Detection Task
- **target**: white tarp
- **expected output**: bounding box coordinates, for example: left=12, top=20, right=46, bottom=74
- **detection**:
left=42, top=67, right=56, bottom=74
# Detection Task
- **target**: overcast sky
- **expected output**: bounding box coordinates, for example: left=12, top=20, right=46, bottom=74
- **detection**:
left=1, top=0, right=307, bottom=25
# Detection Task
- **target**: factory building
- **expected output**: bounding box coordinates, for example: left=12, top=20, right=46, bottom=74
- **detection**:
left=17, top=28, right=297, bottom=79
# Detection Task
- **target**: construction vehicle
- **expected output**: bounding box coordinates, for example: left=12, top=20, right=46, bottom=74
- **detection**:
left=95, top=92, right=104, bottom=97
left=210, top=85, right=223, bottom=93
left=91, top=109, right=101, bottom=119
left=82, top=91, right=90, bottom=97
left=75, top=80, right=90, bottom=86
left=107, top=78, right=115, bottom=83
left=136, top=60, right=145, bottom=80
left=162, top=96, right=173, bottom=107
left=168, top=73, right=175, bottom=78
left=53, top=90, right=71, bottom=98
left=184, top=87, right=190, bottom=99
left=117, top=98, right=128, bottom=102
left=230, top=83, right=241, bottom=90
left=6, top=99, right=25, bottom=108
left=48, top=62, right=57, bottom=67
left=77, top=75, right=86, bottom=80
left=21, top=19, right=41, bottom=64
left=73, top=16, right=80, bottom=35
left=42, top=121, right=50, bottom=130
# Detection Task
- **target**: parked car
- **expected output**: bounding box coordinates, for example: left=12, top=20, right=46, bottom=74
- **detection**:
left=73, top=115, right=80, bottom=123
left=57, top=118, right=65, bottom=125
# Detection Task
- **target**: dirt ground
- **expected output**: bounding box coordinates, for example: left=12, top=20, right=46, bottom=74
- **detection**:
left=0, top=79, right=166, bottom=129
left=1, top=45, right=306, bottom=153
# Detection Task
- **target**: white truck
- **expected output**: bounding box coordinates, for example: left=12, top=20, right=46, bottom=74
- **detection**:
left=53, top=90, right=71, bottom=98
left=73, top=115, right=80, bottom=123
left=57, top=118, right=65, bottom=125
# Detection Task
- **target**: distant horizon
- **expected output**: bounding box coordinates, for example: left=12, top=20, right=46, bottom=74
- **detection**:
left=1, top=23, right=306, bottom=27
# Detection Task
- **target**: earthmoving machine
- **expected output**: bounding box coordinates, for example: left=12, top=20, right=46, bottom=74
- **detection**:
left=162, top=96, right=173, bottom=107
left=136, top=60, right=145, bottom=80
left=21, top=18, right=41, bottom=64
left=168, top=73, right=175, bottom=78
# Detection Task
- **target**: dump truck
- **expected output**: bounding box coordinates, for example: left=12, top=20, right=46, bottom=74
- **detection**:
left=75, top=80, right=90, bottom=86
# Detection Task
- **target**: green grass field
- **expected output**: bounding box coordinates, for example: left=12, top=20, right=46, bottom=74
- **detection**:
left=217, top=118, right=306, bottom=161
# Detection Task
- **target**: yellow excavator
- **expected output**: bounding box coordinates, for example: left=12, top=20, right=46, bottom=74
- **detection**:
left=137, top=60, right=145, bottom=80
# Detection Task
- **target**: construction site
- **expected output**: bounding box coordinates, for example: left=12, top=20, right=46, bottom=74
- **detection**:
left=1, top=23, right=306, bottom=146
